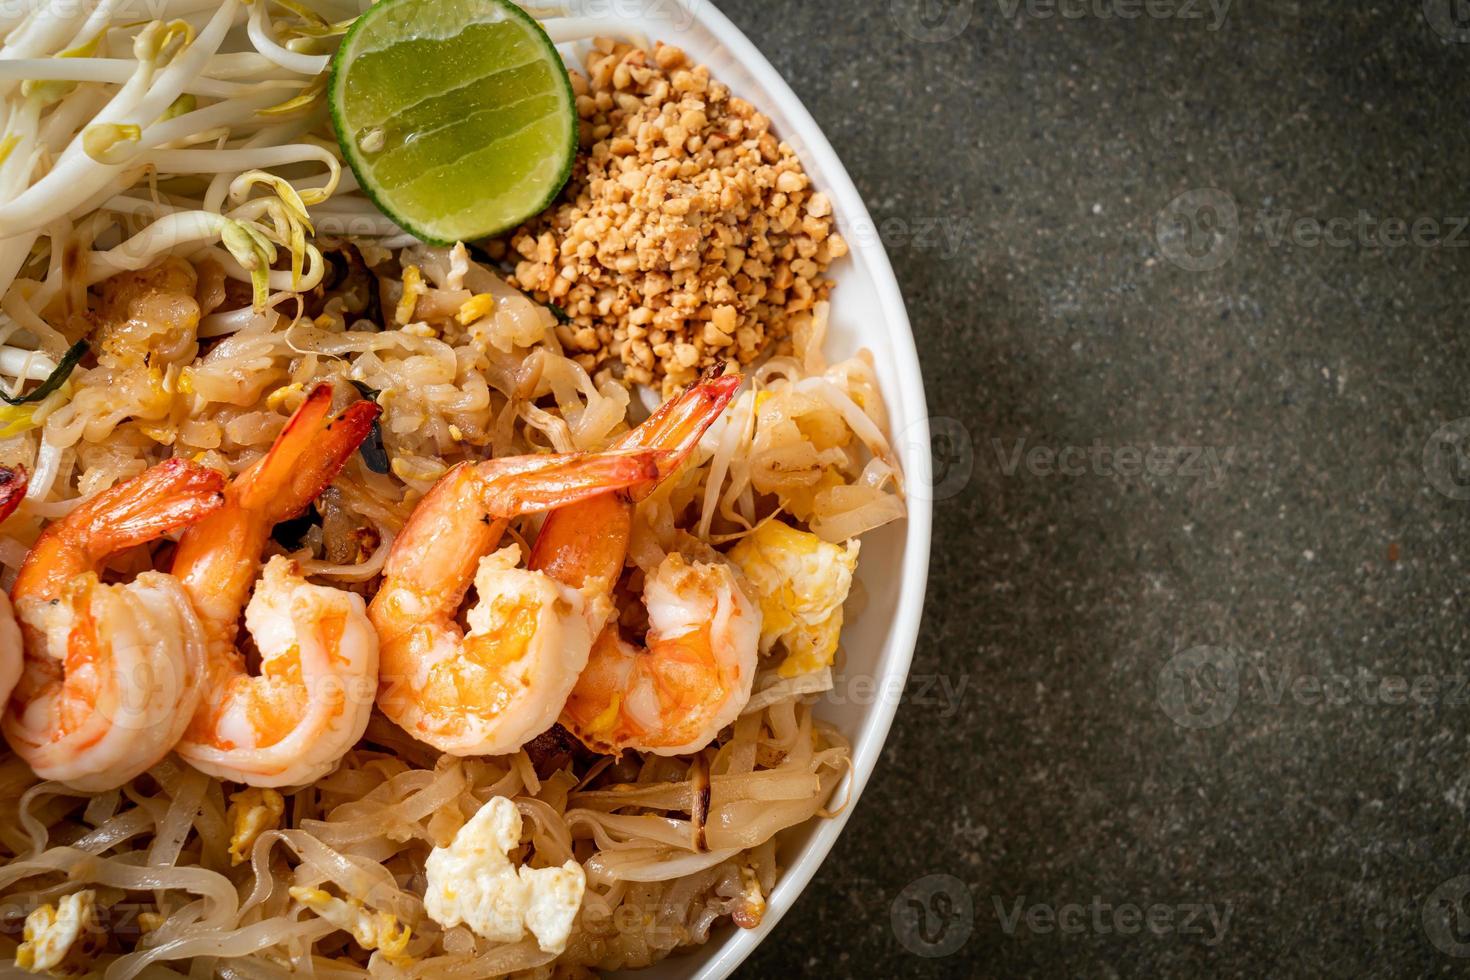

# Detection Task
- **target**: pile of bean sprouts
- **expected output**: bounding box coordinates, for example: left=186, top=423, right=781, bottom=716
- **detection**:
left=0, top=0, right=643, bottom=398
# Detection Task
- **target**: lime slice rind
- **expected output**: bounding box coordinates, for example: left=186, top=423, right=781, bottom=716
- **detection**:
left=329, top=0, right=577, bottom=245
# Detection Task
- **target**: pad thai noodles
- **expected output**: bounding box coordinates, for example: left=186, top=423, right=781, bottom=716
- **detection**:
left=0, top=0, right=906, bottom=975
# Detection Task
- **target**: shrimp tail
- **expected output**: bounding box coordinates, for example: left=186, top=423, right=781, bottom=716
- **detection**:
left=618, top=370, right=741, bottom=498
left=478, top=450, right=667, bottom=515
left=0, top=465, right=27, bottom=523
left=64, top=458, right=224, bottom=564
left=370, top=449, right=675, bottom=756
left=374, top=449, right=667, bottom=643
left=11, top=458, right=225, bottom=629
left=527, top=492, right=631, bottom=595
left=234, top=383, right=380, bottom=523
left=528, top=372, right=740, bottom=586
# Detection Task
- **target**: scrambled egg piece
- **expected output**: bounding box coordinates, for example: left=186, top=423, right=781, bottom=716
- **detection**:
left=266, top=382, right=305, bottom=413
left=227, top=787, right=285, bottom=865
left=395, top=264, right=425, bottom=324
left=424, top=796, right=585, bottom=954
left=729, top=519, right=859, bottom=677
left=457, top=293, right=495, bottom=325
left=16, top=890, right=95, bottom=975
left=290, top=887, right=412, bottom=964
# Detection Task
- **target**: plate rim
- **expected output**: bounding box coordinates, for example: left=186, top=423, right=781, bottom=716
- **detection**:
left=15, top=0, right=935, bottom=973
left=658, top=3, right=935, bottom=978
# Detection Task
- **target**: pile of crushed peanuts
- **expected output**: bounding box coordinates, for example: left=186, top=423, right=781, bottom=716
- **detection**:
left=499, top=39, right=847, bottom=393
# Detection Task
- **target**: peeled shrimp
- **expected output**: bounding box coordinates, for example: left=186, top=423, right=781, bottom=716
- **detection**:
left=369, top=451, right=664, bottom=756
left=172, top=384, right=380, bottom=788
left=528, top=373, right=743, bottom=625
left=3, top=460, right=225, bottom=791
left=560, top=551, right=759, bottom=755
left=528, top=373, right=760, bottom=756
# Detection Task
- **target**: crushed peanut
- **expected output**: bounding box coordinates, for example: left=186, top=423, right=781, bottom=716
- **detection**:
left=504, top=40, right=844, bottom=394
left=731, top=866, right=766, bottom=929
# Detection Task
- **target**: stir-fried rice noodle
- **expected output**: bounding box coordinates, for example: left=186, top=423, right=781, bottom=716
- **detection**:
left=0, top=702, right=848, bottom=976
left=0, top=236, right=901, bottom=972
left=0, top=1, right=905, bottom=973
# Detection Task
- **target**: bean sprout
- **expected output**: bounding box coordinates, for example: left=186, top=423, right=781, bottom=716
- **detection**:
left=0, top=0, right=661, bottom=391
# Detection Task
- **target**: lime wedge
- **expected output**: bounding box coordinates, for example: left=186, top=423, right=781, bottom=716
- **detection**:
left=328, top=0, right=577, bottom=245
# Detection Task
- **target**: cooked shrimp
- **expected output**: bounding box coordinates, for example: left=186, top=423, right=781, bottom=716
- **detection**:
left=528, top=373, right=743, bottom=625
left=3, top=459, right=225, bottom=790
left=171, top=384, right=381, bottom=788
left=523, top=373, right=759, bottom=756
left=369, top=450, right=665, bottom=756
left=560, top=552, right=760, bottom=756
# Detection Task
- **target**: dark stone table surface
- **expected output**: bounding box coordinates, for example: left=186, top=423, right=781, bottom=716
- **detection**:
left=715, top=0, right=1470, bottom=976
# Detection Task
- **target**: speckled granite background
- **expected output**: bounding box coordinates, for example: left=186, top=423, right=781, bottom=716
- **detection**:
left=713, top=0, right=1470, bottom=976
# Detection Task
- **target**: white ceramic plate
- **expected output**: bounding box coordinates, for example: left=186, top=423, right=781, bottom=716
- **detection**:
left=17, top=0, right=929, bottom=971
left=550, top=3, right=934, bottom=977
